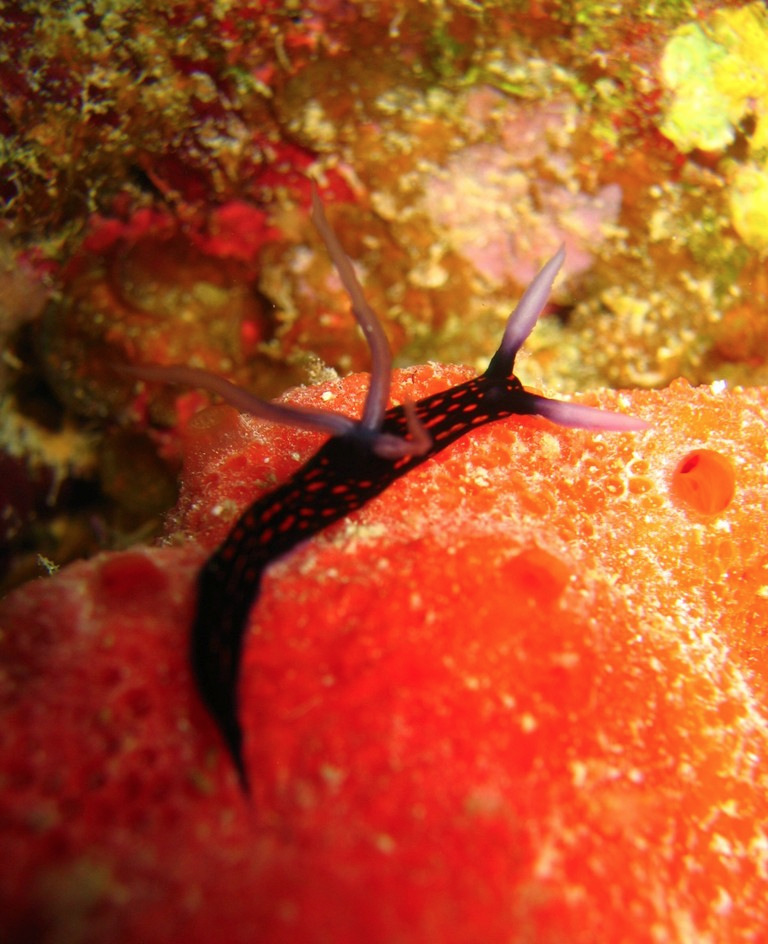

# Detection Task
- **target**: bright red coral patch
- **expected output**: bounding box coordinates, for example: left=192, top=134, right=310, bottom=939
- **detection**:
left=1, top=367, right=767, bottom=943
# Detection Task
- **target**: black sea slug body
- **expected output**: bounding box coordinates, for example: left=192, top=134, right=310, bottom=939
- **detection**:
left=124, top=183, right=648, bottom=789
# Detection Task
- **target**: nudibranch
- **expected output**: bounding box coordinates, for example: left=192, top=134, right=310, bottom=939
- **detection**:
left=124, top=183, right=648, bottom=789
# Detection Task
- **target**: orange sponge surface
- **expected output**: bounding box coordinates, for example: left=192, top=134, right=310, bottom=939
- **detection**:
left=1, top=365, right=767, bottom=943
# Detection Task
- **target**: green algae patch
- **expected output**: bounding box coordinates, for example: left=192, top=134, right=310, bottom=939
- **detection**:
left=659, top=2, right=768, bottom=251
left=659, top=23, right=733, bottom=152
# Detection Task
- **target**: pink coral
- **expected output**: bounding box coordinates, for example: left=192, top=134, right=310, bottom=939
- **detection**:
left=422, top=93, right=623, bottom=289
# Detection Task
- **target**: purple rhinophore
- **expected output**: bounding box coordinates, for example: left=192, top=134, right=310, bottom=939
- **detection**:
left=310, top=182, right=392, bottom=434
left=485, top=245, right=566, bottom=379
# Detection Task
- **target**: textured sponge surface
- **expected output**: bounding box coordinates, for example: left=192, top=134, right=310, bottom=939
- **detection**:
left=1, top=366, right=767, bottom=943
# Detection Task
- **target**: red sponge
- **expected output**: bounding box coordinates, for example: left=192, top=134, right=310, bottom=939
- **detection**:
left=1, top=367, right=767, bottom=943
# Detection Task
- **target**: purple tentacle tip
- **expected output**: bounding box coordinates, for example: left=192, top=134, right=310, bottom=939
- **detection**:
left=503, top=244, right=566, bottom=355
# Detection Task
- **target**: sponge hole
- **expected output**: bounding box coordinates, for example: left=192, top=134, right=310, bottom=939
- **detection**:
left=671, top=449, right=735, bottom=515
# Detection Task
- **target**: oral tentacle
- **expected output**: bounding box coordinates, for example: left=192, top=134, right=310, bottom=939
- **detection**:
left=371, top=400, right=432, bottom=459
left=116, top=363, right=360, bottom=438
left=522, top=391, right=651, bottom=431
